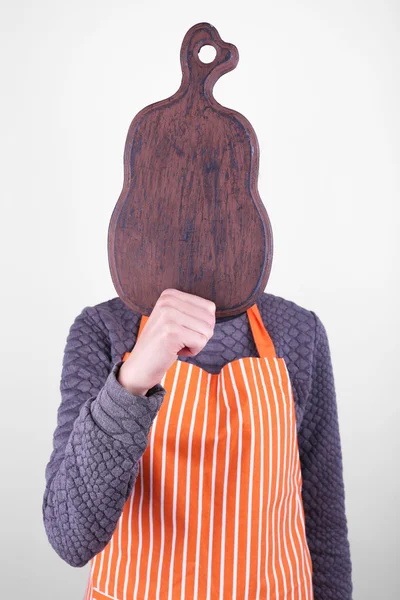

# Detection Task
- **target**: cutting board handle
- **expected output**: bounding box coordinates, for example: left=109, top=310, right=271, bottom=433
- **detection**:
left=179, top=22, right=239, bottom=99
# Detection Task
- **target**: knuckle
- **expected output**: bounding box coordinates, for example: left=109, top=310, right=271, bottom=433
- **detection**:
left=163, top=317, right=179, bottom=333
left=158, top=298, right=175, bottom=313
left=157, top=297, right=168, bottom=309
left=203, top=327, right=212, bottom=341
left=161, top=320, right=174, bottom=337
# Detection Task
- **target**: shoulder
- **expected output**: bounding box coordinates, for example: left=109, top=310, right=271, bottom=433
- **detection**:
left=83, top=295, right=139, bottom=328
left=256, top=291, right=334, bottom=431
left=256, top=290, right=325, bottom=385
left=76, top=296, right=141, bottom=363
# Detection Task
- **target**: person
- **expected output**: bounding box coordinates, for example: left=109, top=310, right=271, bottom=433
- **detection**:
left=42, top=287, right=353, bottom=599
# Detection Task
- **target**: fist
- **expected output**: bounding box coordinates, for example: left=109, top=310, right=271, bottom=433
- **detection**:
left=117, top=288, right=216, bottom=395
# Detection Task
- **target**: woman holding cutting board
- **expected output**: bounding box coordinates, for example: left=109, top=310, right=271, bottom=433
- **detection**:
left=42, top=21, right=352, bottom=599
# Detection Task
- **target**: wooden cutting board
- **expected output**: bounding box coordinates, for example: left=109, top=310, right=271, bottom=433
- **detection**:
left=108, top=22, right=273, bottom=318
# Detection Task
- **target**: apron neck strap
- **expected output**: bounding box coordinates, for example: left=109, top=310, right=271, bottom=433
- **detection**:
left=246, top=303, right=277, bottom=359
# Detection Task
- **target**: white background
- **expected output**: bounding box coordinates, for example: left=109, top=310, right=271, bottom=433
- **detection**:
left=1, top=0, right=399, bottom=598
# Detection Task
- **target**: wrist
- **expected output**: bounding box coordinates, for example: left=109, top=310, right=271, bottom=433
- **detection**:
left=117, top=362, right=150, bottom=396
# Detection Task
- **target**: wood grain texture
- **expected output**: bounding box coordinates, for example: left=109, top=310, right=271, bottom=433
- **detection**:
left=108, top=22, right=273, bottom=318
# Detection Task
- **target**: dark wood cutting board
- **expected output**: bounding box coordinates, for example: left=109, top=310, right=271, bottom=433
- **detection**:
left=108, top=22, right=273, bottom=318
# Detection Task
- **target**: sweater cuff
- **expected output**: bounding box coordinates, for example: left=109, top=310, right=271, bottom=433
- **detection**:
left=90, top=360, right=166, bottom=448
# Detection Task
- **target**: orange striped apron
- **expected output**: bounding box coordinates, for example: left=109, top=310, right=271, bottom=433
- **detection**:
left=84, top=303, right=314, bottom=600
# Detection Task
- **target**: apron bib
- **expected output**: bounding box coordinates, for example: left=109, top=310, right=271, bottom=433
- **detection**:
left=84, top=303, right=314, bottom=600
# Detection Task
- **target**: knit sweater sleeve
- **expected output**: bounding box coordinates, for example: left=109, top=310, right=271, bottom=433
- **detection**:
left=298, top=312, right=353, bottom=599
left=42, top=305, right=166, bottom=568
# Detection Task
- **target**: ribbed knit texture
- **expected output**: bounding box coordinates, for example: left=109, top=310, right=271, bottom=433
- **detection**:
left=42, top=291, right=353, bottom=599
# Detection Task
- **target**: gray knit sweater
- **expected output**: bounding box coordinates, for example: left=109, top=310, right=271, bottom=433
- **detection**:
left=42, top=291, right=353, bottom=599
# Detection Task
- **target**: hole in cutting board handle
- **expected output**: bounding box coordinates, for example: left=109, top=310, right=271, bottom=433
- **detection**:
left=198, top=44, right=217, bottom=63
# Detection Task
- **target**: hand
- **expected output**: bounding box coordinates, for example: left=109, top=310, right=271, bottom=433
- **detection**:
left=117, top=288, right=216, bottom=395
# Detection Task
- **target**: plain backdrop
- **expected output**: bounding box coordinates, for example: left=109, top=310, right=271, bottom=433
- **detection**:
left=1, top=0, right=399, bottom=598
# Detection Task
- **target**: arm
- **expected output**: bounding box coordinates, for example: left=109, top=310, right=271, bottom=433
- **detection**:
left=42, top=305, right=166, bottom=567
left=298, top=311, right=353, bottom=599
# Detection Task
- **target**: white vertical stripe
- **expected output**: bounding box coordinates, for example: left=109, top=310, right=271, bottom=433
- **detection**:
left=84, top=559, right=94, bottom=600
left=274, top=358, right=295, bottom=598
left=292, top=384, right=306, bottom=600
left=89, top=573, right=93, bottom=600
left=206, top=373, right=220, bottom=600
left=289, top=363, right=305, bottom=600
left=181, top=370, right=205, bottom=600
left=286, top=369, right=314, bottom=600
left=96, top=533, right=105, bottom=589
left=113, top=507, right=123, bottom=598
left=193, top=370, right=212, bottom=599
left=219, top=367, right=232, bottom=600
left=143, top=369, right=167, bottom=600
left=88, top=557, right=96, bottom=600
left=155, top=360, right=182, bottom=600
left=227, top=360, right=245, bottom=600
left=263, top=358, right=281, bottom=596
left=123, top=475, right=136, bottom=600
left=104, top=524, right=114, bottom=594
left=239, top=359, right=257, bottom=600
left=296, top=494, right=305, bottom=596
left=266, top=359, right=287, bottom=597
left=168, top=363, right=194, bottom=600
left=255, top=358, right=274, bottom=599
left=281, top=359, right=302, bottom=599
left=295, top=453, right=313, bottom=598
left=249, top=359, right=265, bottom=600
left=132, top=455, right=145, bottom=600
left=283, top=359, right=311, bottom=600
left=294, top=466, right=306, bottom=597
